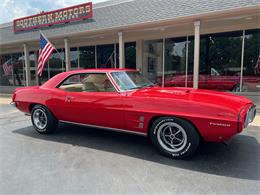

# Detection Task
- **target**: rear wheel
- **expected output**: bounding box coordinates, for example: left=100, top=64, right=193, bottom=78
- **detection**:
left=150, top=117, right=200, bottom=159
left=31, top=105, right=58, bottom=134
left=232, top=83, right=248, bottom=92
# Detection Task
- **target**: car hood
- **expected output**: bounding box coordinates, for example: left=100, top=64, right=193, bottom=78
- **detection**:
left=129, top=87, right=252, bottom=112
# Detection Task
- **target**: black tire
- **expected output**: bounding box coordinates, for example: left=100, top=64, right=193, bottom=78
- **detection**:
left=150, top=117, right=200, bottom=159
left=232, top=84, right=240, bottom=92
left=31, top=104, right=58, bottom=134
left=232, top=83, right=248, bottom=92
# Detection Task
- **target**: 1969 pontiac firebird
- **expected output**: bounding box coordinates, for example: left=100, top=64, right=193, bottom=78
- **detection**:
left=11, top=69, right=256, bottom=159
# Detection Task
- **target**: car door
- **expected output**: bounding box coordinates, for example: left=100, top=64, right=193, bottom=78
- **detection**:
left=58, top=73, right=125, bottom=130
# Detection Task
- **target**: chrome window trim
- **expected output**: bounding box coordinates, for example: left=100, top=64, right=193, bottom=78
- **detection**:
left=106, top=72, right=121, bottom=93
left=60, top=120, right=147, bottom=136
left=56, top=72, right=119, bottom=93
left=109, top=70, right=154, bottom=92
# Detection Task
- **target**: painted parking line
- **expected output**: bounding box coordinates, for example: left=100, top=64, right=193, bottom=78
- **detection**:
left=251, top=115, right=260, bottom=127
left=0, top=110, right=19, bottom=116
left=0, top=98, right=12, bottom=105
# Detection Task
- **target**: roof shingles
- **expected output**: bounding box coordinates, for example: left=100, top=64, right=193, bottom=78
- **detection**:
left=0, top=0, right=259, bottom=45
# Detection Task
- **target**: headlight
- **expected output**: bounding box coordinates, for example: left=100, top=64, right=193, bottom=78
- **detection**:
left=244, top=105, right=256, bottom=128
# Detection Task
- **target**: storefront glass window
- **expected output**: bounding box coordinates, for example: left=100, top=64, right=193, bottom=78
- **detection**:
left=187, top=37, right=194, bottom=87
left=0, top=55, right=13, bottom=86
left=125, top=42, right=136, bottom=69
left=164, top=37, right=187, bottom=87
left=41, top=68, right=49, bottom=83
left=79, top=46, right=95, bottom=69
left=243, top=29, right=260, bottom=92
left=199, top=31, right=243, bottom=92
left=49, top=49, right=64, bottom=79
left=97, top=44, right=114, bottom=68
left=70, top=47, right=79, bottom=70
left=143, top=39, right=163, bottom=85
left=116, top=44, right=119, bottom=68
left=29, top=52, right=37, bottom=85
left=12, top=53, right=25, bottom=86
left=37, top=49, right=64, bottom=84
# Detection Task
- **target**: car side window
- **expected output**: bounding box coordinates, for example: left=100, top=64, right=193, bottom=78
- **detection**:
left=59, top=74, right=83, bottom=92
left=59, top=73, right=116, bottom=92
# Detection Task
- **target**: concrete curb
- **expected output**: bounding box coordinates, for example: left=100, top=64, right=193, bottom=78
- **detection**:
left=0, top=93, right=12, bottom=98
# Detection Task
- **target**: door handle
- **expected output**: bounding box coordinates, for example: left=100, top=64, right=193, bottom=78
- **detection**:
left=65, top=96, right=75, bottom=102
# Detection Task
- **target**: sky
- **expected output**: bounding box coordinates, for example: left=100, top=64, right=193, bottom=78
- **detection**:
left=0, top=0, right=109, bottom=23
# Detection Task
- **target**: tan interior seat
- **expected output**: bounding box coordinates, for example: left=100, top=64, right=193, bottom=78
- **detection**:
left=83, top=82, right=100, bottom=92
left=60, top=83, right=83, bottom=92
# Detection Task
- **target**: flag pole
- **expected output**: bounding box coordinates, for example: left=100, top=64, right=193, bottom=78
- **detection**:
left=39, top=30, right=64, bottom=61
left=105, top=50, right=114, bottom=66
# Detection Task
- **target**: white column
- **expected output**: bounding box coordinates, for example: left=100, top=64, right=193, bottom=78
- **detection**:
left=240, top=30, right=245, bottom=92
left=64, top=38, right=71, bottom=71
left=162, top=38, right=165, bottom=87
left=136, top=40, right=143, bottom=71
left=23, top=43, right=30, bottom=86
left=114, top=43, right=117, bottom=68
left=193, top=20, right=200, bottom=89
left=118, top=32, right=125, bottom=68
left=185, top=36, right=189, bottom=88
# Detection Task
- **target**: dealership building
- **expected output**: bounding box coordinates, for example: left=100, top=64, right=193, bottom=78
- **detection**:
left=0, top=0, right=259, bottom=102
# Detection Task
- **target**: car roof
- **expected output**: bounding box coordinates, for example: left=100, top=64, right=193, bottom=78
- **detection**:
left=65, top=68, right=137, bottom=74
left=41, top=68, right=138, bottom=89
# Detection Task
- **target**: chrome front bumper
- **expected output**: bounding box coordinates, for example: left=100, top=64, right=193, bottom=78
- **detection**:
left=244, top=105, right=256, bottom=128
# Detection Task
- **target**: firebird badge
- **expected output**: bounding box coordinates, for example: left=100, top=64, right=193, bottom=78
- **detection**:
left=210, top=122, right=231, bottom=127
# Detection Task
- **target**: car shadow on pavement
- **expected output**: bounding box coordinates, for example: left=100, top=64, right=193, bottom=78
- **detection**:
left=13, top=123, right=260, bottom=181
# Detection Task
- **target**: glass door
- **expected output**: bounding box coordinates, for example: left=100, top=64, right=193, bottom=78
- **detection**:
left=143, top=39, right=163, bottom=85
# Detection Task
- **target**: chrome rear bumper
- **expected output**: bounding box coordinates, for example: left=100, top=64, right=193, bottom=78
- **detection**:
left=10, top=102, right=16, bottom=107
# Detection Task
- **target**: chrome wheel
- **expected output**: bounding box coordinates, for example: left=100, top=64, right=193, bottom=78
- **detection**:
left=32, top=108, right=47, bottom=131
left=232, top=84, right=248, bottom=92
left=157, top=122, right=187, bottom=153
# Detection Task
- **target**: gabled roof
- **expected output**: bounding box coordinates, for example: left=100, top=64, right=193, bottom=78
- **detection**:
left=0, top=0, right=260, bottom=45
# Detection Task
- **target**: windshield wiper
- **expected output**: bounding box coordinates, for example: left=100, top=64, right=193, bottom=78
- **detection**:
left=129, top=86, right=143, bottom=90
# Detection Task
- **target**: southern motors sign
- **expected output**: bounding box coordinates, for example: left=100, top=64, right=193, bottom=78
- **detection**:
left=13, top=2, right=93, bottom=33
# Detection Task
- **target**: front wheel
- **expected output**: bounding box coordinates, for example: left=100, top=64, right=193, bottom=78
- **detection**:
left=31, top=105, right=58, bottom=134
left=150, top=117, right=200, bottom=159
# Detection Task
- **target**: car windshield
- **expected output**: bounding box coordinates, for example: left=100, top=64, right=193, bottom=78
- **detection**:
left=111, top=71, right=154, bottom=91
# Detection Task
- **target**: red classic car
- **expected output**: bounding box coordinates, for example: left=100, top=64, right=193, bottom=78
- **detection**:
left=158, top=72, right=260, bottom=92
left=11, top=69, right=256, bottom=159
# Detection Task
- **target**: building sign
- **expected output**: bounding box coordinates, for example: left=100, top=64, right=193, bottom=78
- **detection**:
left=13, top=2, right=93, bottom=33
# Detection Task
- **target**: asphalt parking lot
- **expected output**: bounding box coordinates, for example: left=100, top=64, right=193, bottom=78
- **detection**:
left=0, top=97, right=259, bottom=195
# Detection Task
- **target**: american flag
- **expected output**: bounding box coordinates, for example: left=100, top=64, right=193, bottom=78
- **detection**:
left=2, top=59, right=12, bottom=76
left=38, top=33, right=55, bottom=76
